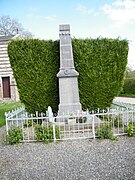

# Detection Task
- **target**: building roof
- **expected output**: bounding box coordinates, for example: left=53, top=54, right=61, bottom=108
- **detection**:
left=0, top=35, right=15, bottom=42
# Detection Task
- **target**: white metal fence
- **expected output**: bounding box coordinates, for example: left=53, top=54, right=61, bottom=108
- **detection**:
left=5, top=104, right=135, bottom=143
left=112, top=100, right=135, bottom=110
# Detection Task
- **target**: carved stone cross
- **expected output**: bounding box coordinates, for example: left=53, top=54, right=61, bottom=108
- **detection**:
left=57, top=24, right=82, bottom=114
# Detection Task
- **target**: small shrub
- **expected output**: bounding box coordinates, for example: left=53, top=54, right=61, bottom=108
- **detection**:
left=127, top=124, right=134, bottom=137
left=6, top=127, right=23, bottom=144
left=99, top=114, right=113, bottom=122
left=99, top=115, right=123, bottom=128
left=23, top=120, right=33, bottom=127
left=34, top=124, right=60, bottom=143
left=96, top=124, right=118, bottom=140
left=113, top=117, right=123, bottom=128
left=125, top=122, right=135, bottom=137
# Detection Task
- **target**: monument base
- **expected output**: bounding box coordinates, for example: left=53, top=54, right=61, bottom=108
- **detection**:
left=58, top=103, right=82, bottom=115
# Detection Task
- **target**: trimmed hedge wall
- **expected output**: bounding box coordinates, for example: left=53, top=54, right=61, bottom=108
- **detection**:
left=121, top=78, right=135, bottom=95
left=8, top=38, right=128, bottom=112
left=8, top=39, right=59, bottom=113
left=72, top=38, right=128, bottom=109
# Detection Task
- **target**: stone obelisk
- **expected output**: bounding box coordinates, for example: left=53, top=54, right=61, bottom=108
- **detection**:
left=57, top=24, right=82, bottom=114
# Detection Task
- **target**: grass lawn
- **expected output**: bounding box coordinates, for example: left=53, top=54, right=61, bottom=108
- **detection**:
left=0, top=101, right=23, bottom=127
left=119, top=94, right=135, bottom=98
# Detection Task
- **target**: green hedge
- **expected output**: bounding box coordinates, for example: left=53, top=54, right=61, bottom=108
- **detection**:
left=72, top=38, right=128, bottom=109
left=8, top=39, right=59, bottom=113
left=121, top=78, right=135, bottom=95
left=8, top=38, right=128, bottom=112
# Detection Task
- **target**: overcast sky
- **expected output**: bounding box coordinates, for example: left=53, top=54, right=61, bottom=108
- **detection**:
left=1, top=0, right=135, bottom=69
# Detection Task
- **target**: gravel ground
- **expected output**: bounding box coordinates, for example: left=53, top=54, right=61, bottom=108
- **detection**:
left=0, top=126, right=135, bottom=180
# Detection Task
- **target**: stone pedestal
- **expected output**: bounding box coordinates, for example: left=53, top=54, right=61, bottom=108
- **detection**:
left=57, top=24, right=82, bottom=114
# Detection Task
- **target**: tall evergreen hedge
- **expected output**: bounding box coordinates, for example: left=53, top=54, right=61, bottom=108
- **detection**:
left=8, top=39, right=59, bottom=113
left=72, top=38, right=128, bottom=109
left=8, top=38, right=128, bottom=112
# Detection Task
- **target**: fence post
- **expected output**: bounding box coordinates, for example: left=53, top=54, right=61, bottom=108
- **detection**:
left=52, top=117, right=56, bottom=142
left=5, top=112, right=9, bottom=136
left=92, top=115, right=95, bottom=139
left=16, top=109, right=19, bottom=127
left=47, top=106, right=56, bottom=141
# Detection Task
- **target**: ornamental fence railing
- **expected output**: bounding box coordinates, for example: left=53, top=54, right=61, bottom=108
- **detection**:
left=5, top=101, right=135, bottom=143
left=112, top=100, right=135, bottom=110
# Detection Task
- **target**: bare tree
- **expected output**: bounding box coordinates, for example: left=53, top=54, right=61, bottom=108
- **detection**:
left=0, top=15, right=33, bottom=38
